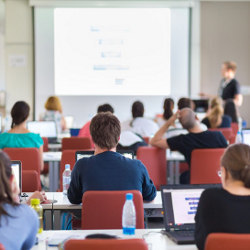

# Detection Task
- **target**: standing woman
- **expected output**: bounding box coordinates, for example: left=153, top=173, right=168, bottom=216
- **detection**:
left=41, top=96, right=67, bottom=133
left=219, top=61, right=243, bottom=107
left=0, top=151, right=38, bottom=249
left=0, top=101, right=44, bottom=171
left=195, top=144, right=250, bottom=250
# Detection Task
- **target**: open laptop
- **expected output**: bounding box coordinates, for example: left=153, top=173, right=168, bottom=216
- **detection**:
left=27, top=121, right=58, bottom=143
left=161, top=184, right=221, bottom=244
left=242, top=129, right=250, bottom=145
left=75, top=150, right=134, bottom=162
left=11, top=161, right=22, bottom=193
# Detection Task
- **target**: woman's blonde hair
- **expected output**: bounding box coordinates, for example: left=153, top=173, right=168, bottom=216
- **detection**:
left=208, top=97, right=223, bottom=128
left=45, top=96, right=62, bottom=113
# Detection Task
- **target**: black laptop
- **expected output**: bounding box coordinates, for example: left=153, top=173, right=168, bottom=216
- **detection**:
left=161, top=184, right=221, bottom=244
left=75, top=150, right=134, bottom=162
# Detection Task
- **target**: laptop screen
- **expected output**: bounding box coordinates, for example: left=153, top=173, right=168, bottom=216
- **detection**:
left=27, top=121, right=57, bottom=138
left=75, top=150, right=134, bottom=162
left=161, top=184, right=221, bottom=231
left=11, top=161, right=21, bottom=192
left=242, top=129, right=250, bottom=145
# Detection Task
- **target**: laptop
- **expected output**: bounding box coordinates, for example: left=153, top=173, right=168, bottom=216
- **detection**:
left=161, top=184, right=221, bottom=244
left=242, top=129, right=250, bottom=145
left=192, top=99, right=209, bottom=113
left=27, top=121, right=58, bottom=143
left=11, top=161, right=22, bottom=193
left=75, top=150, right=134, bottom=162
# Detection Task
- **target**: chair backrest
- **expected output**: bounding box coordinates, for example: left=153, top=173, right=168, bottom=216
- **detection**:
left=231, top=122, right=239, bottom=143
left=62, top=137, right=92, bottom=151
left=42, top=137, right=49, bottom=152
left=0, top=243, right=4, bottom=250
left=60, top=150, right=78, bottom=191
left=208, top=128, right=233, bottom=144
left=136, top=146, right=166, bottom=190
left=81, top=190, right=144, bottom=230
left=22, top=170, right=40, bottom=192
left=4, top=148, right=41, bottom=190
left=190, top=148, right=225, bottom=184
left=205, top=233, right=250, bottom=250
left=64, top=239, right=148, bottom=250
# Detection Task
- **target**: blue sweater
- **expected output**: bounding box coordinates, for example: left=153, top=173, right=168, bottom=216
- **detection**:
left=0, top=203, right=38, bottom=250
left=68, top=151, right=157, bottom=204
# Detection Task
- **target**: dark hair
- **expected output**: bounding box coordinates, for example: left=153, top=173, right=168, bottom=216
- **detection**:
left=97, top=104, right=114, bottom=114
left=90, top=112, right=121, bottom=150
left=224, top=99, right=238, bottom=123
left=177, top=98, right=194, bottom=110
left=221, top=144, right=250, bottom=188
left=132, top=101, right=144, bottom=118
left=11, top=101, right=30, bottom=128
left=163, top=98, right=174, bottom=120
left=0, top=151, right=17, bottom=221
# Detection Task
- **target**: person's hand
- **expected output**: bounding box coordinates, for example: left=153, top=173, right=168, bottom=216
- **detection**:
left=27, top=191, right=48, bottom=205
left=167, top=111, right=180, bottom=126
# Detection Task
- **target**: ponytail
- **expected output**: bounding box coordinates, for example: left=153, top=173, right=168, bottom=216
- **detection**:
left=163, top=98, right=174, bottom=120
left=208, top=97, right=223, bottom=128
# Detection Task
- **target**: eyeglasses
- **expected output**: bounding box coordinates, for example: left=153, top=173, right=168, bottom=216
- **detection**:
left=217, top=170, right=222, bottom=177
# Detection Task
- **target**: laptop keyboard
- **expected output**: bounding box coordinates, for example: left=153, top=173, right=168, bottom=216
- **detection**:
left=168, top=231, right=194, bottom=237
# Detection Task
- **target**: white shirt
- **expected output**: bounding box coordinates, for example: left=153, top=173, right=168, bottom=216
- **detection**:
left=131, top=117, right=159, bottom=137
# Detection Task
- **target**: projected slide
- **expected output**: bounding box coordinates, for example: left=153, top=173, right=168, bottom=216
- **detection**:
left=171, top=189, right=203, bottom=224
left=54, top=8, right=170, bottom=95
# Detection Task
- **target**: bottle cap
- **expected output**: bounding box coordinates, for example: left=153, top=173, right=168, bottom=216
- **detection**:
left=65, top=164, right=70, bottom=170
left=31, top=198, right=40, bottom=205
left=126, top=193, right=133, bottom=200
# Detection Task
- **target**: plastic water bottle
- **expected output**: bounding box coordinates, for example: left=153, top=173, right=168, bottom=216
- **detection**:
left=63, top=164, right=71, bottom=195
left=30, top=198, right=43, bottom=234
left=122, top=193, right=136, bottom=235
left=236, top=131, right=242, bottom=143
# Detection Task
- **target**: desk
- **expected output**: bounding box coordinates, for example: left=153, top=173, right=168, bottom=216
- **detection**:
left=32, top=229, right=196, bottom=250
left=48, top=143, right=62, bottom=151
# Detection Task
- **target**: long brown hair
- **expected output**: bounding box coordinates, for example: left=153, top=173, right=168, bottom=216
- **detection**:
left=0, top=151, right=18, bottom=221
left=221, top=144, right=250, bottom=188
left=208, top=97, right=223, bottom=128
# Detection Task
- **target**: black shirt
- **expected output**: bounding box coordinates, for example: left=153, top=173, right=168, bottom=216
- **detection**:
left=201, top=115, right=232, bottom=128
left=220, top=78, right=240, bottom=101
left=167, top=131, right=227, bottom=165
left=195, top=188, right=250, bottom=250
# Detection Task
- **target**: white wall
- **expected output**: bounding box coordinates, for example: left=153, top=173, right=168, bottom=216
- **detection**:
left=5, top=0, right=33, bottom=116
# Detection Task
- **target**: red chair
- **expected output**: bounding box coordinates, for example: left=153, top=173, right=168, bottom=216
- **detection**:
left=137, top=146, right=167, bottom=190
left=142, top=137, right=150, bottom=144
left=62, top=137, right=92, bottom=151
left=205, top=233, right=250, bottom=250
left=81, top=190, right=144, bottom=229
left=22, top=170, right=40, bottom=192
left=41, top=137, right=49, bottom=175
left=0, top=243, right=4, bottom=250
left=190, top=148, right=225, bottom=184
left=64, top=239, right=148, bottom=250
left=208, top=128, right=233, bottom=144
left=4, top=148, right=42, bottom=190
left=231, top=122, right=239, bottom=143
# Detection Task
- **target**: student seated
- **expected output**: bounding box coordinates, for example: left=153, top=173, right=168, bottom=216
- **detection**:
left=195, top=144, right=250, bottom=250
left=40, top=96, right=66, bottom=133
left=150, top=108, right=227, bottom=183
left=0, top=151, right=38, bottom=249
left=68, top=112, right=156, bottom=204
left=78, top=103, right=114, bottom=148
left=201, top=97, right=231, bottom=128
left=155, top=98, right=174, bottom=127
left=0, top=101, right=44, bottom=171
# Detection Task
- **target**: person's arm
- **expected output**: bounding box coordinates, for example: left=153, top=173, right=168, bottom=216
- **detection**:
left=61, top=116, right=67, bottom=131
left=39, top=145, right=44, bottom=171
left=234, top=94, right=243, bottom=107
left=150, top=112, right=179, bottom=149
left=26, top=191, right=47, bottom=205
left=67, top=162, right=83, bottom=204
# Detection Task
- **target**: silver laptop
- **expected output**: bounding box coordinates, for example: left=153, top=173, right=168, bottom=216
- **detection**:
left=242, top=129, right=250, bottom=145
left=75, top=150, right=134, bottom=162
left=27, top=121, right=57, bottom=142
left=11, top=161, right=22, bottom=193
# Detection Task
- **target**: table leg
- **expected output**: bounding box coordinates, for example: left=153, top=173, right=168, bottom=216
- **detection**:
left=49, top=162, right=60, bottom=192
left=167, top=161, right=174, bottom=185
